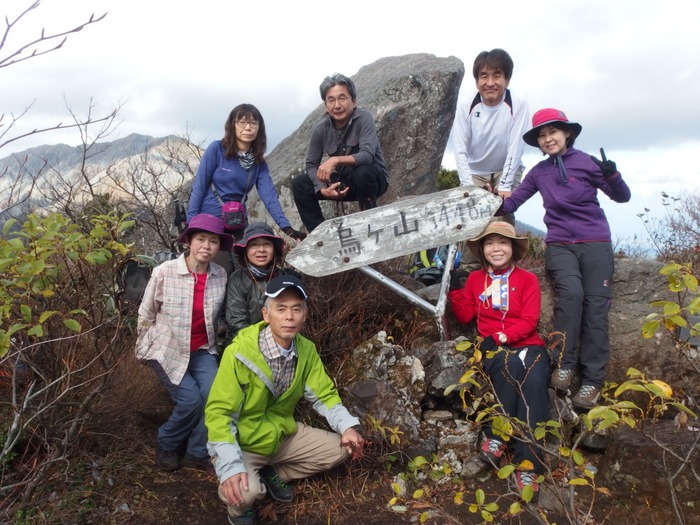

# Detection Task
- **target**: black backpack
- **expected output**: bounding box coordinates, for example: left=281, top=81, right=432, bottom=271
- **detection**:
left=115, top=255, right=158, bottom=309
left=407, top=246, right=462, bottom=286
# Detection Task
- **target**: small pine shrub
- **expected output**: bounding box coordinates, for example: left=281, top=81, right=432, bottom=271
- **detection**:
left=436, top=167, right=459, bottom=191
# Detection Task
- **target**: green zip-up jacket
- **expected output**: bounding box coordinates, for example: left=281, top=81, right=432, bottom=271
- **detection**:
left=205, top=322, right=359, bottom=483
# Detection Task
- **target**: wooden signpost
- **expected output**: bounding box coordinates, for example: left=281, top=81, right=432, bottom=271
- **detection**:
left=287, top=186, right=502, bottom=339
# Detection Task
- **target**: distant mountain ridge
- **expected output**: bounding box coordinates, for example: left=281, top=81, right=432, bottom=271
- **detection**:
left=1, top=133, right=546, bottom=238
left=0, top=133, right=172, bottom=176
left=515, top=221, right=545, bottom=237
left=0, top=134, right=190, bottom=217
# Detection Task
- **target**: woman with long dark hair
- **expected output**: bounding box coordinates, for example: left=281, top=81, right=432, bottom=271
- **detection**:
left=187, top=104, right=305, bottom=273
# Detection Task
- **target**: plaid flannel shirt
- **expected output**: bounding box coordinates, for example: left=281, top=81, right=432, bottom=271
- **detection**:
left=135, top=253, right=227, bottom=385
left=259, top=325, right=297, bottom=396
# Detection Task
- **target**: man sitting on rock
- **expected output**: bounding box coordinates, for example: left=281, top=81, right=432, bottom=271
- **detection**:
left=205, top=274, right=365, bottom=525
left=292, top=73, right=389, bottom=232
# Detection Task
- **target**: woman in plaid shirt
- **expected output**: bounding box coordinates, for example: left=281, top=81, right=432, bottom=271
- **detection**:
left=136, top=214, right=232, bottom=473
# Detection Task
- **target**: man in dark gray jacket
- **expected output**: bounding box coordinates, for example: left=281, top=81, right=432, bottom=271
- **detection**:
left=291, top=73, right=389, bottom=232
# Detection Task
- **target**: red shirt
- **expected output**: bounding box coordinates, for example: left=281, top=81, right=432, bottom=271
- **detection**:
left=190, top=273, right=209, bottom=351
left=448, top=266, right=544, bottom=347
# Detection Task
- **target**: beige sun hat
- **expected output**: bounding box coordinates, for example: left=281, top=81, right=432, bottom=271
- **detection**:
left=466, top=221, right=529, bottom=262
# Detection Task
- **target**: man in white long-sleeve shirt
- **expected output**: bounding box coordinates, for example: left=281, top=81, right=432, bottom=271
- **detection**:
left=452, top=48, right=529, bottom=203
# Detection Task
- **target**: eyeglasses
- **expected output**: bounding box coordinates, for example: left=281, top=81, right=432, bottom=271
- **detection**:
left=325, top=95, right=351, bottom=106
left=235, top=120, right=259, bottom=129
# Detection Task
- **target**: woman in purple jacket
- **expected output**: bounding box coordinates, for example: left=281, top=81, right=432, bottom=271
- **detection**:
left=497, top=108, right=631, bottom=409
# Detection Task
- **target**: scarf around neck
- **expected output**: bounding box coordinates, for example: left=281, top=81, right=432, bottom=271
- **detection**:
left=237, top=151, right=255, bottom=171
left=247, top=263, right=274, bottom=280
left=479, top=266, right=515, bottom=310
left=554, top=154, right=568, bottom=184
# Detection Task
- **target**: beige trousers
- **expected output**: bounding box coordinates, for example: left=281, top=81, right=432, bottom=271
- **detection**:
left=218, top=422, right=350, bottom=518
left=460, top=167, right=524, bottom=271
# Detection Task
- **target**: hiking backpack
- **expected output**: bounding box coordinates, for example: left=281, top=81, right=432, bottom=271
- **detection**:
left=114, top=255, right=158, bottom=309
left=407, top=245, right=461, bottom=286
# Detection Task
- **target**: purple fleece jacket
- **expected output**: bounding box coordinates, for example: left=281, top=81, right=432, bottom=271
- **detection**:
left=497, top=148, right=631, bottom=243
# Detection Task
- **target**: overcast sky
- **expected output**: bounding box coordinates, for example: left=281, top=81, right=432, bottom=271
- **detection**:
left=3, top=0, right=698, bottom=249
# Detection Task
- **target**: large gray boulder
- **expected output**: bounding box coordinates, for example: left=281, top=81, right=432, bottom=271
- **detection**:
left=247, top=53, right=465, bottom=229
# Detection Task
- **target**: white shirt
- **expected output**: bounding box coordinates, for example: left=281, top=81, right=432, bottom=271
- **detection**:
left=452, top=89, right=529, bottom=191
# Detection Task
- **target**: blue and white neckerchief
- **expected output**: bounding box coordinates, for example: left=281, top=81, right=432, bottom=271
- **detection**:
left=479, top=266, right=514, bottom=310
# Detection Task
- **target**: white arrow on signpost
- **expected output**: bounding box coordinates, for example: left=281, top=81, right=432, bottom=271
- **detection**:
left=286, top=186, right=501, bottom=277
left=287, top=186, right=502, bottom=340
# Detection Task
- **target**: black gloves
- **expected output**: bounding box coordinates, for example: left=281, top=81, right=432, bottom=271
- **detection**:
left=449, top=270, right=463, bottom=291
left=591, top=147, right=617, bottom=179
left=449, top=269, right=470, bottom=291
left=282, top=226, right=307, bottom=241
left=480, top=335, right=498, bottom=352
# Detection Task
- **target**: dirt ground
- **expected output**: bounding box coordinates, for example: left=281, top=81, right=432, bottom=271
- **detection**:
left=67, top=403, right=699, bottom=525
left=15, top=359, right=698, bottom=525
left=47, top=399, right=559, bottom=525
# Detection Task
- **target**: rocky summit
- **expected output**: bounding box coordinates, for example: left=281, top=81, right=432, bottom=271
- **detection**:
left=247, top=53, right=465, bottom=229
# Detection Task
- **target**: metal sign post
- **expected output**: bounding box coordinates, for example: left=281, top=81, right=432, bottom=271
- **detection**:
left=287, top=187, right=501, bottom=339
left=356, top=242, right=459, bottom=340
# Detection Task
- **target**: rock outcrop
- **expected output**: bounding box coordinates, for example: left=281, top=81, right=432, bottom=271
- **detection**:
left=247, top=53, right=465, bottom=229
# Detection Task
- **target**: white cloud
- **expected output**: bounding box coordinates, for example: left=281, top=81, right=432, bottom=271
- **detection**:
left=2, top=0, right=698, bottom=242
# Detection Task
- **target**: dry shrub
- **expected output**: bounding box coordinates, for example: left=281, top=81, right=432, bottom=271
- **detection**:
left=299, top=257, right=437, bottom=369
left=639, top=191, right=700, bottom=271
left=90, top=345, right=169, bottom=436
left=519, top=230, right=546, bottom=269
left=0, top=213, right=138, bottom=521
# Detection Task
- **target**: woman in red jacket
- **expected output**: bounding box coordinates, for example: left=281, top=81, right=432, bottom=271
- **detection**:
left=448, top=221, right=549, bottom=499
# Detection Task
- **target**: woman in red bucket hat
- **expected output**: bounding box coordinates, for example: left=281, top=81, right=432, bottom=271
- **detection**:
left=135, top=213, right=232, bottom=473
left=496, top=108, right=631, bottom=410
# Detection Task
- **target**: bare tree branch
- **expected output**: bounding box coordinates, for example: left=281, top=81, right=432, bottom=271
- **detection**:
left=0, top=1, right=107, bottom=69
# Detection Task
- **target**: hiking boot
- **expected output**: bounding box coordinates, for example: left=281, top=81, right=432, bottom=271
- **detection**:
left=550, top=368, right=574, bottom=392
left=156, top=446, right=180, bottom=472
left=514, top=470, right=540, bottom=502
left=228, top=508, right=256, bottom=525
left=571, top=385, right=601, bottom=409
left=182, top=453, right=215, bottom=474
left=259, top=465, right=294, bottom=502
left=478, top=437, right=507, bottom=467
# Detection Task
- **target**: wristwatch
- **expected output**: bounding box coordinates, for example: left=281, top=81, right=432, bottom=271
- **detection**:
left=497, top=332, right=507, bottom=344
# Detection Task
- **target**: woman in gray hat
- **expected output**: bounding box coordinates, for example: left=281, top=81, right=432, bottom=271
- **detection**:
left=225, top=222, right=295, bottom=345
left=135, top=213, right=232, bottom=473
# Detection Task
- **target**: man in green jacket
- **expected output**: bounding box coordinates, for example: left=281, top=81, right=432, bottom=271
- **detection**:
left=205, top=275, right=365, bottom=525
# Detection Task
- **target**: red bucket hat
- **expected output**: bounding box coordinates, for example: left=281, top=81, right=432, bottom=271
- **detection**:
left=522, top=108, right=582, bottom=148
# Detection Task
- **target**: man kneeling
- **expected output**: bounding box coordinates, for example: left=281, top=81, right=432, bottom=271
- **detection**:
left=205, top=275, right=365, bottom=525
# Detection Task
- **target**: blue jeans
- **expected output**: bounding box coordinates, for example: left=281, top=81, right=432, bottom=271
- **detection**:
left=151, top=349, right=218, bottom=458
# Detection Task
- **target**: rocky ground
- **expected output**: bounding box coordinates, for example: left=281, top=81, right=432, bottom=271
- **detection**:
left=11, top=387, right=700, bottom=525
